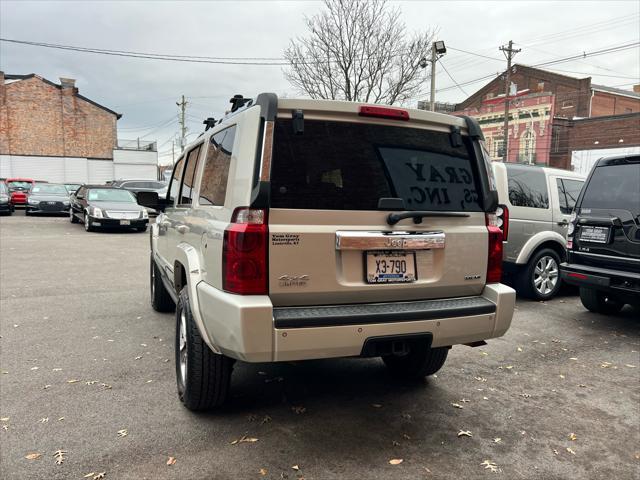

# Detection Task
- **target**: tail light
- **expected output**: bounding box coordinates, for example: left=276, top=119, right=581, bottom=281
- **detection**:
left=495, top=204, right=509, bottom=241
left=485, top=213, right=504, bottom=283
left=223, top=208, right=268, bottom=295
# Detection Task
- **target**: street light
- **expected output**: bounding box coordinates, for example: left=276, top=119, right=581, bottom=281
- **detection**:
left=420, top=40, right=447, bottom=112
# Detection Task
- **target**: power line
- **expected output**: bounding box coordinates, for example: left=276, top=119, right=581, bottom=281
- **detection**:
left=439, top=60, right=468, bottom=96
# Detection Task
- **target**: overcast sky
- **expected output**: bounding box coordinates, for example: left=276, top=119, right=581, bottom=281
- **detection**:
left=1, top=0, right=639, bottom=165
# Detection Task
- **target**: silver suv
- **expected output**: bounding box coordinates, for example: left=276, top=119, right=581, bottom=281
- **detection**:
left=492, top=163, right=585, bottom=300
left=139, top=94, right=515, bottom=411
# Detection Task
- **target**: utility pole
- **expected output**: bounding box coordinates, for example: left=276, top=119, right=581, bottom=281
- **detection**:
left=176, top=95, right=188, bottom=152
left=171, top=140, right=175, bottom=164
left=429, top=43, right=437, bottom=112
left=499, top=40, right=521, bottom=162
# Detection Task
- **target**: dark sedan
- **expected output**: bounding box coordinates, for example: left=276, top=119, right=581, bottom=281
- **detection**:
left=0, top=182, right=14, bottom=215
left=70, top=185, right=149, bottom=232
left=25, top=184, right=70, bottom=215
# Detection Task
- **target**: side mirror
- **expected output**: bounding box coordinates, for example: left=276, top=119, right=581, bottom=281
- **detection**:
left=76, top=194, right=84, bottom=200
left=137, top=191, right=165, bottom=212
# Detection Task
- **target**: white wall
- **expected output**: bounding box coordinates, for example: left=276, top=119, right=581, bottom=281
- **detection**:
left=571, top=146, right=640, bottom=175
left=1, top=155, right=75, bottom=182
left=113, top=149, right=157, bottom=165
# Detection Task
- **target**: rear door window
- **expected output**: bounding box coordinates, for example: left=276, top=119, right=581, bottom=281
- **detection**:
left=179, top=145, right=202, bottom=205
left=270, top=119, right=482, bottom=212
left=557, top=178, right=583, bottom=214
left=506, top=165, right=549, bottom=209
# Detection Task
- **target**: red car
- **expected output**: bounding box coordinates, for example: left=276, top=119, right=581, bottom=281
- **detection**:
left=5, top=178, right=35, bottom=206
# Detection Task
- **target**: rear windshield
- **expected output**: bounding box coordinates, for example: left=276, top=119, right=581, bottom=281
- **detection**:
left=270, top=119, right=483, bottom=212
left=581, top=163, right=640, bottom=215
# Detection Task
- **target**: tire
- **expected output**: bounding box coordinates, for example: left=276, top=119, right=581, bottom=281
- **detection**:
left=70, top=209, right=79, bottom=223
left=518, top=248, right=562, bottom=300
left=579, top=287, right=624, bottom=314
left=382, top=344, right=449, bottom=379
left=175, top=288, right=234, bottom=411
left=84, top=212, right=94, bottom=232
left=25, top=210, right=31, bottom=216
left=150, top=255, right=175, bottom=312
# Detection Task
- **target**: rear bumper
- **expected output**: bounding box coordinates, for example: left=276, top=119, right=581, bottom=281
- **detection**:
left=88, top=216, right=148, bottom=228
left=196, top=282, right=515, bottom=362
left=560, top=262, right=640, bottom=295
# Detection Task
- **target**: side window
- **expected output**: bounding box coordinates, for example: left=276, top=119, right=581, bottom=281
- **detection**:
left=556, top=179, right=568, bottom=214
left=560, top=179, right=583, bottom=214
left=506, top=165, right=549, bottom=209
left=199, top=126, right=236, bottom=206
left=179, top=144, right=203, bottom=205
left=168, top=156, right=185, bottom=205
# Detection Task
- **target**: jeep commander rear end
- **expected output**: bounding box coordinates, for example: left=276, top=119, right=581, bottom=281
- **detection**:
left=143, top=93, right=516, bottom=411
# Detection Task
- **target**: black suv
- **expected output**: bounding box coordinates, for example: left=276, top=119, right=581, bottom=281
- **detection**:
left=561, top=154, right=640, bottom=313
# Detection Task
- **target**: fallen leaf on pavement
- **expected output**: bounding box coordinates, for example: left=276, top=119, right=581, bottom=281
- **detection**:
left=517, top=347, right=523, bottom=352
left=166, top=456, right=177, bottom=466
left=53, top=450, right=66, bottom=465
left=474, top=376, right=487, bottom=382
left=481, top=460, right=499, bottom=473
left=553, top=449, right=559, bottom=455
left=58, top=417, right=64, bottom=421
left=460, top=398, right=470, bottom=403
left=92, top=473, right=106, bottom=480
left=389, top=459, right=403, bottom=465
left=261, top=415, right=272, bottom=424
left=0, top=417, right=9, bottom=422
left=568, top=433, right=577, bottom=441
left=292, top=406, right=307, bottom=414
left=403, top=434, right=411, bottom=440
left=292, top=465, right=300, bottom=470
left=30, top=367, right=39, bottom=371
left=43, top=385, right=51, bottom=390
left=493, top=438, right=502, bottom=444
left=505, top=365, right=514, bottom=370
left=25, top=453, right=42, bottom=460
left=67, top=379, right=79, bottom=384
left=625, top=364, right=637, bottom=368
left=569, top=357, right=578, bottom=361
left=40, top=418, right=49, bottom=423
left=567, top=447, right=576, bottom=455
left=578, top=384, right=587, bottom=388
left=371, top=404, right=383, bottom=408
left=117, top=429, right=128, bottom=437
left=457, top=430, right=473, bottom=437
left=519, top=393, right=531, bottom=398
left=259, top=468, right=267, bottom=476
left=134, top=356, right=142, bottom=361
left=230, top=436, right=259, bottom=445
left=52, top=368, right=62, bottom=372
left=83, top=473, right=96, bottom=478
left=451, top=403, right=463, bottom=409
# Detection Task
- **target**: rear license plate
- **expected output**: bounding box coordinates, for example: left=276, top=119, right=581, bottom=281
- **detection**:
left=120, top=220, right=131, bottom=226
left=579, top=226, right=610, bottom=243
left=366, top=251, right=416, bottom=284
left=47, top=201, right=56, bottom=205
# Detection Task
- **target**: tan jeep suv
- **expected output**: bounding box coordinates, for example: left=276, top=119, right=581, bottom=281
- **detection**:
left=139, top=94, right=516, bottom=411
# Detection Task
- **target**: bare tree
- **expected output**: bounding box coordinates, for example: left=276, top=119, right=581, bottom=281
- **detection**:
left=284, top=0, right=435, bottom=105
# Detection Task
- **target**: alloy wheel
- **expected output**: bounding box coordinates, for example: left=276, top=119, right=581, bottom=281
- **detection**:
left=179, top=310, right=188, bottom=387
left=534, top=255, right=559, bottom=296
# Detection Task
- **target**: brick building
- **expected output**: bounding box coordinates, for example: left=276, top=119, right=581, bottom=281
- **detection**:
left=0, top=72, right=158, bottom=183
left=448, top=65, right=640, bottom=170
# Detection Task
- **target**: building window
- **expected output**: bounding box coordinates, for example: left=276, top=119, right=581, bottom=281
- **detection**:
left=493, top=138, right=505, bottom=159
left=562, top=100, right=574, bottom=109
left=519, top=129, right=536, bottom=164
left=552, top=126, right=560, bottom=153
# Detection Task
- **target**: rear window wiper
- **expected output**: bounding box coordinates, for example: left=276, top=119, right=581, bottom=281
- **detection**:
left=387, top=211, right=470, bottom=225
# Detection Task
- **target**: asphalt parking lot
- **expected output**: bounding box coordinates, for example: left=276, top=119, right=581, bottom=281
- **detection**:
left=1, top=212, right=639, bottom=480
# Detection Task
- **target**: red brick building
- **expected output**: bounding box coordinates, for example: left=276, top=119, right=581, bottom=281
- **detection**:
left=0, top=72, right=159, bottom=183
left=0, top=73, right=120, bottom=159
left=451, top=65, right=640, bottom=169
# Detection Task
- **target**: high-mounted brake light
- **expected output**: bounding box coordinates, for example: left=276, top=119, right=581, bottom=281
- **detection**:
left=486, top=213, right=504, bottom=283
left=358, top=106, right=410, bottom=121
left=223, top=208, right=268, bottom=295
